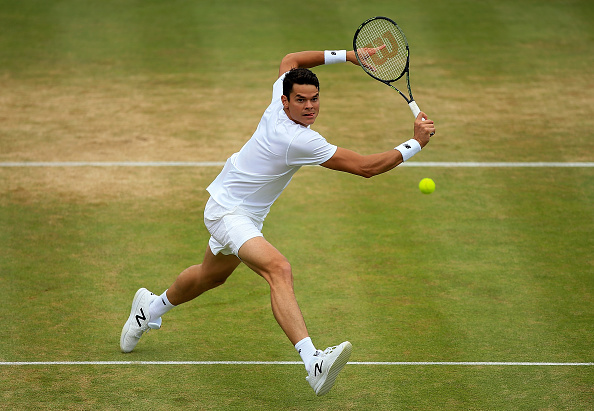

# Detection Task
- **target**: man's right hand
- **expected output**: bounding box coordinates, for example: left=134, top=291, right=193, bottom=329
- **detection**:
left=414, top=111, right=435, bottom=148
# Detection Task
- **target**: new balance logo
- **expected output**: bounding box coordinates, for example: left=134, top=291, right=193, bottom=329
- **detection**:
left=314, top=360, right=323, bottom=377
left=135, top=308, right=147, bottom=327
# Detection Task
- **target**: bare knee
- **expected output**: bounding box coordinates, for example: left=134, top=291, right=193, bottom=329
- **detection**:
left=208, top=274, right=228, bottom=289
left=202, top=265, right=235, bottom=290
left=171, top=263, right=234, bottom=303
left=262, top=258, right=293, bottom=289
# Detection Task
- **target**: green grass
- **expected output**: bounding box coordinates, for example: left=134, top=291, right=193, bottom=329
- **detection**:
left=1, top=0, right=593, bottom=409
left=1, top=167, right=592, bottom=409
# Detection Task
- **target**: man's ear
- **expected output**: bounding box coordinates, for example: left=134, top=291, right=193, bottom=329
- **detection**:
left=281, top=94, right=289, bottom=108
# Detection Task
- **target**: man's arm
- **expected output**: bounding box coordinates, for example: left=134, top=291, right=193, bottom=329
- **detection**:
left=321, top=112, right=435, bottom=178
left=321, top=147, right=403, bottom=179
left=278, top=50, right=365, bottom=77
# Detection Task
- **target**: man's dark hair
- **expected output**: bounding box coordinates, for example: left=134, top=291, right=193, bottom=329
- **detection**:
left=283, top=68, right=319, bottom=100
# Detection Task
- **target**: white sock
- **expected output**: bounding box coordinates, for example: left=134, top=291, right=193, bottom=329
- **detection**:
left=149, top=290, right=176, bottom=320
left=295, top=337, right=317, bottom=372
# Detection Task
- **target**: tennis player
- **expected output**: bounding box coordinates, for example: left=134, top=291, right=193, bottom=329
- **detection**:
left=121, top=48, right=435, bottom=396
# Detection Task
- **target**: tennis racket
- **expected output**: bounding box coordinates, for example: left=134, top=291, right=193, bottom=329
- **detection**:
left=353, top=16, right=425, bottom=119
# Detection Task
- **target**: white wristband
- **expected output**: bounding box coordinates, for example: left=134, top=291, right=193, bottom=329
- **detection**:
left=395, top=139, right=422, bottom=162
left=324, top=50, right=347, bottom=65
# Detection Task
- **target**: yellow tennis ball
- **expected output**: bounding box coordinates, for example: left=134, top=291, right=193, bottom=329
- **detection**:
left=419, top=178, right=435, bottom=194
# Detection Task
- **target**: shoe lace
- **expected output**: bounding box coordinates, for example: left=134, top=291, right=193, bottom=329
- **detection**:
left=324, top=346, right=338, bottom=354
left=314, top=346, right=338, bottom=357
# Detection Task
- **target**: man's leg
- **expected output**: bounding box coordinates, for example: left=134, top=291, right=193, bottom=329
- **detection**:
left=237, top=236, right=352, bottom=396
left=121, top=245, right=240, bottom=353
left=166, top=245, right=241, bottom=306
left=237, top=236, right=308, bottom=345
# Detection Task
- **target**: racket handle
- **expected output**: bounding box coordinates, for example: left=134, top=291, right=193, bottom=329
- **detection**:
left=409, top=100, right=434, bottom=135
left=408, top=101, right=421, bottom=118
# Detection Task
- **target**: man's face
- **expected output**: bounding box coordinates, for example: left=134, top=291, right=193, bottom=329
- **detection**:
left=281, top=84, right=319, bottom=127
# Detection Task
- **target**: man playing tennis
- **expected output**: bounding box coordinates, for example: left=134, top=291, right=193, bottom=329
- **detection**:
left=121, top=48, right=435, bottom=396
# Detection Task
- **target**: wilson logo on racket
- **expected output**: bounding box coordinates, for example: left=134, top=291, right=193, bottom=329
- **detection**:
left=363, top=31, right=400, bottom=66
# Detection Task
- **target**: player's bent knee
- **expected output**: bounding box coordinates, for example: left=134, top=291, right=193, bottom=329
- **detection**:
left=208, top=268, right=235, bottom=289
left=274, top=261, right=294, bottom=287
left=262, top=259, right=293, bottom=286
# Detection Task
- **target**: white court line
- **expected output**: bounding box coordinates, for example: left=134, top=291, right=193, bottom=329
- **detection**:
left=0, top=161, right=226, bottom=167
left=403, top=162, right=594, bottom=168
left=0, top=161, right=593, bottom=168
left=1, top=361, right=592, bottom=366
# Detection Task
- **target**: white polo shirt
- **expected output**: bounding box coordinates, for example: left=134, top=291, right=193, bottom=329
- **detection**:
left=206, top=72, right=338, bottom=220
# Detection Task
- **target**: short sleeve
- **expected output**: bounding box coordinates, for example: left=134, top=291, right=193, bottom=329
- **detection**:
left=271, top=72, right=287, bottom=105
left=286, top=130, right=338, bottom=166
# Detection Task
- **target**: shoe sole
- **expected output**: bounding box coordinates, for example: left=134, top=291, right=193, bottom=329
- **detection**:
left=120, top=288, right=148, bottom=353
left=315, top=341, right=352, bottom=396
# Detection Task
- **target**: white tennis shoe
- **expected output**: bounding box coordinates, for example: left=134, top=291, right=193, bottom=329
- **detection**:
left=306, top=341, right=352, bottom=396
left=120, top=288, right=161, bottom=353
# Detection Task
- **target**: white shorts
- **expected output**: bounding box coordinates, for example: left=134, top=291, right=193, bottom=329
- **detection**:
left=204, top=197, right=264, bottom=256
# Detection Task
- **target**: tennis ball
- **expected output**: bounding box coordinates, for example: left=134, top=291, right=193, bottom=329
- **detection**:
left=419, top=178, right=435, bottom=194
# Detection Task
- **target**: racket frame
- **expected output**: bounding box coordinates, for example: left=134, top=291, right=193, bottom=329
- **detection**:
left=353, top=16, right=421, bottom=118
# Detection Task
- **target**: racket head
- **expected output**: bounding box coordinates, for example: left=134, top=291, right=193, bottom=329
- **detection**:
left=353, top=16, right=410, bottom=83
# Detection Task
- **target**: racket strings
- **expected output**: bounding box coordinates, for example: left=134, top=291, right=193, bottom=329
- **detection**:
left=355, top=19, right=408, bottom=81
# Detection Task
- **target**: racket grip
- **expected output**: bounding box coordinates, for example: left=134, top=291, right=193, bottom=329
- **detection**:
left=409, top=100, right=433, bottom=135
left=408, top=101, right=421, bottom=118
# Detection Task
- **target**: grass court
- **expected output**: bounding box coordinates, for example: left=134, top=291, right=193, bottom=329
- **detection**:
left=1, top=0, right=593, bottom=409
